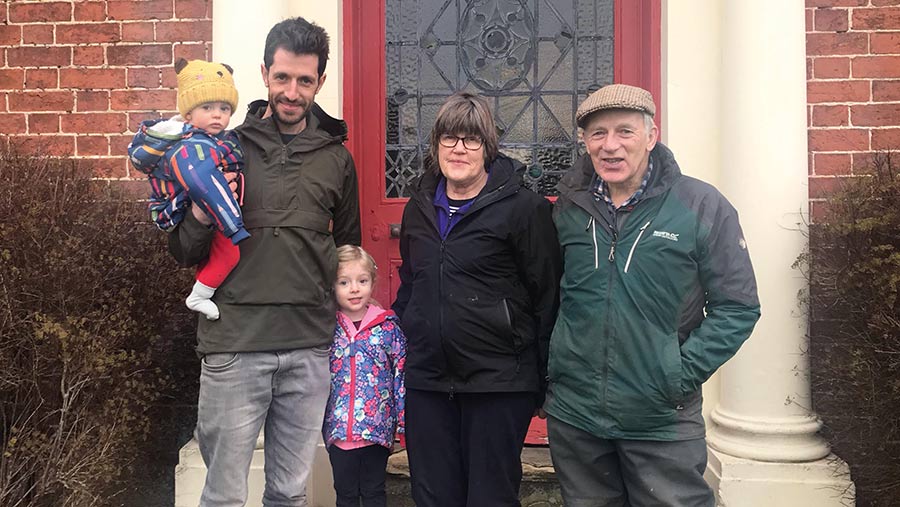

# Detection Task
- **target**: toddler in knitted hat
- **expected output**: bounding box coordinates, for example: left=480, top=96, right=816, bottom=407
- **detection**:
left=128, top=58, right=246, bottom=321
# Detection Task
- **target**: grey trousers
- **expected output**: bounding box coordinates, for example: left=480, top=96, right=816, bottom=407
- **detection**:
left=196, top=347, right=331, bottom=507
left=547, top=415, right=714, bottom=507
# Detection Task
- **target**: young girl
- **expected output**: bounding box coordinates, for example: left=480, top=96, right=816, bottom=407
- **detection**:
left=323, top=245, right=406, bottom=507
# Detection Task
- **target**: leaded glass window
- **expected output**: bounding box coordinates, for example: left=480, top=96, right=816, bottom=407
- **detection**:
left=385, top=0, right=614, bottom=197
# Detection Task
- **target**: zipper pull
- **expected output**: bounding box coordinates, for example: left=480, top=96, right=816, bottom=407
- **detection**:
left=608, top=229, right=618, bottom=262
left=448, top=386, right=455, bottom=400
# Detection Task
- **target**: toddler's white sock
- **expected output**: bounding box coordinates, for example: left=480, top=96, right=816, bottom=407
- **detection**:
left=186, top=280, right=220, bottom=321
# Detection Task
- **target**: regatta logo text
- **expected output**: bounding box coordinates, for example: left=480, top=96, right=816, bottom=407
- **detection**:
left=652, top=230, right=679, bottom=242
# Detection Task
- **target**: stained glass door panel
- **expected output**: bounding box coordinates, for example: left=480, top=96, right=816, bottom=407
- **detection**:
left=385, top=0, right=615, bottom=198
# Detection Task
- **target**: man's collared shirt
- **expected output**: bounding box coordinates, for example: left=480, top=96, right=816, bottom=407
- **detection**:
left=591, top=158, right=654, bottom=212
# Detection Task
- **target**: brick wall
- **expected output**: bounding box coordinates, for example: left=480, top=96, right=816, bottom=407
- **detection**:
left=0, top=0, right=211, bottom=181
left=807, top=0, right=900, bottom=220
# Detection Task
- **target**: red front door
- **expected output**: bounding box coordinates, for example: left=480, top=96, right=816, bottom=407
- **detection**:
left=343, top=0, right=660, bottom=445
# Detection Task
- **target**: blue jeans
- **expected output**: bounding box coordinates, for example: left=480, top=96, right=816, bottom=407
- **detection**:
left=196, top=347, right=331, bottom=507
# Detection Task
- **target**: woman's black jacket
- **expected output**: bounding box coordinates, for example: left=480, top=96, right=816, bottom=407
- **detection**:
left=392, top=154, right=562, bottom=397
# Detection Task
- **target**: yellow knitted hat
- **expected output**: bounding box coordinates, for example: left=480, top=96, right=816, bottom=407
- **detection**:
left=175, top=58, right=239, bottom=117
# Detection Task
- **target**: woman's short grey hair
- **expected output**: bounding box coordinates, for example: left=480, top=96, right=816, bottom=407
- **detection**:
left=427, top=92, right=499, bottom=175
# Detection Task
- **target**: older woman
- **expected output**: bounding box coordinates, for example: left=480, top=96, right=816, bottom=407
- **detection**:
left=392, top=92, right=562, bottom=506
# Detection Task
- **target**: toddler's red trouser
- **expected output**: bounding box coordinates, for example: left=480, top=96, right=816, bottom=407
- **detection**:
left=196, top=231, right=240, bottom=288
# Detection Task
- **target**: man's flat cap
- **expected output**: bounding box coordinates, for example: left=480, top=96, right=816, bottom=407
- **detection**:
left=576, top=84, right=656, bottom=127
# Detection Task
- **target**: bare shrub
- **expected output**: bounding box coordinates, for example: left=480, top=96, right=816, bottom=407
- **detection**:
left=804, top=151, right=900, bottom=506
left=0, top=144, right=193, bottom=506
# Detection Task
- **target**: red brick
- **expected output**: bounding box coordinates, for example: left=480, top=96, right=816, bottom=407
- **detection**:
left=60, top=68, right=126, bottom=89
left=129, top=112, right=162, bottom=131
left=88, top=156, right=128, bottom=178
left=806, top=32, right=868, bottom=56
left=127, top=68, right=161, bottom=88
left=121, top=22, right=155, bottom=42
left=873, top=80, right=900, bottom=101
left=161, top=67, right=177, bottom=88
left=808, top=176, right=851, bottom=199
left=0, top=114, right=26, bottom=134
left=871, top=32, right=900, bottom=54
left=853, top=56, right=900, bottom=78
left=0, top=25, right=21, bottom=45
left=174, top=43, right=207, bottom=62
left=7, top=46, right=71, bottom=67
left=28, top=113, right=59, bottom=134
left=111, top=89, right=176, bottom=110
left=108, top=44, right=171, bottom=66
left=57, top=23, right=121, bottom=44
left=808, top=129, right=870, bottom=151
left=0, top=69, right=24, bottom=90
left=806, top=0, right=866, bottom=6
left=806, top=9, right=813, bottom=31
left=872, top=129, right=900, bottom=150
left=812, top=105, right=849, bottom=127
left=807, top=80, right=870, bottom=103
left=156, top=20, right=211, bottom=42
left=76, top=90, right=109, bottom=112
left=108, top=0, right=173, bottom=21
left=873, top=0, right=900, bottom=5
left=9, top=2, right=71, bottom=22
left=73, top=46, right=105, bottom=66
left=110, top=179, right=147, bottom=198
left=852, top=152, right=877, bottom=173
left=806, top=58, right=813, bottom=81
left=77, top=135, right=109, bottom=156
left=852, top=7, right=900, bottom=30
left=814, top=153, right=852, bottom=175
left=13, top=135, right=75, bottom=156
left=851, top=104, right=900, bottom=126
left=175, top=0, right=210, bottom=18
left=109, top=134, right=133, bottom=155
left=814, top=9, right=849, bottom=31
left=61, top=113, right=127, bottom=134
left=813, top=57, right=851, bottom=79
left=809, top=201, right=832, bottom=224
left=75, top=1, right=106, bottom=22
left=22, top=24, right=54, bottom=45
left=8, top=91, right=74, bottom=112
left=25, top=69, right=58, bottom=89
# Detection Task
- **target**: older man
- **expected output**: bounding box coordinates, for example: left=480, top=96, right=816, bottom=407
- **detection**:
left=545, top=84, right=761, bottom=506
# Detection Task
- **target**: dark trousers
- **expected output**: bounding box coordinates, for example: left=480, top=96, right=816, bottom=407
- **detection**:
left=547, top=415, right=714, bottom=507
left=405, top=389, right=536, bottom=507
left=326, top=443, right=390, bottom=507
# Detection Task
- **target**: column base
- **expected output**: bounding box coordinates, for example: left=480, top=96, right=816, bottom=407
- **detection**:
left=706, top=448, right=855, bottom=507
left=173, top=437, right=335, bottom=507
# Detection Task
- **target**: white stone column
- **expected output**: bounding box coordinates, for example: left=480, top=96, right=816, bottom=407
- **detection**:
left=174, top=2, right=340, bottom=506
left=705, top=0, right=854, bottom=505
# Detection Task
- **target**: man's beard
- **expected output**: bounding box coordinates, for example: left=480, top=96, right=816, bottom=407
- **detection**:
left=272, top=99, right=307, bottom=127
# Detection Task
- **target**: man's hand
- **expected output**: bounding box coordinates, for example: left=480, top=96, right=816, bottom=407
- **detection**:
left=534, top=408, right=547, bottom=419
left=190, top=172, right=240, bottom=226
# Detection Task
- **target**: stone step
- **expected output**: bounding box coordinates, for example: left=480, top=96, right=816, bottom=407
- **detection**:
left=386, top=446, right=563, bottom=506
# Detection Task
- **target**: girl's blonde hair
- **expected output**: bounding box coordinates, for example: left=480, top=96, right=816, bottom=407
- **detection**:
left=336, top=244, right=377, bottom=285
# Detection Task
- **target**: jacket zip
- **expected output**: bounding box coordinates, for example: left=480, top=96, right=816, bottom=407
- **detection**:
left=624, top=221, right=652, bottom=274
left=338, top=320, right=358, bottom=441
left=586, top=216, right=598, bottom=269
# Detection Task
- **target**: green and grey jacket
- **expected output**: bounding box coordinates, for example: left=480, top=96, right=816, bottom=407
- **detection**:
left=169, top=101, right=361, bottom=354
left=545, top=142, right=760, bottom=441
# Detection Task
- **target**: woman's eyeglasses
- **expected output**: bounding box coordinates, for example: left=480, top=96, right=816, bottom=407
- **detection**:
left=439, top=134, right=484, bottom=150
